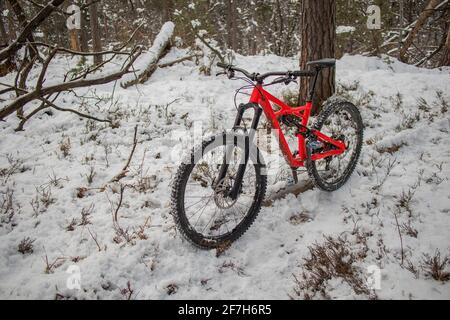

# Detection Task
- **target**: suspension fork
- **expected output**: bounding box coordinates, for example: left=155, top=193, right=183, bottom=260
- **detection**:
left=215, top=103, right=262, bottom=200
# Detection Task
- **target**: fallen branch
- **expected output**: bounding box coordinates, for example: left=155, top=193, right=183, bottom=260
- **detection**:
left=263, top=179, right=314, bottom=207
left=120, top=22, right=175, bottom=88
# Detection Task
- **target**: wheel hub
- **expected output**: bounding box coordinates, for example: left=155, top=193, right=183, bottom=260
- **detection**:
left=213, top=178, right=237, bottom=209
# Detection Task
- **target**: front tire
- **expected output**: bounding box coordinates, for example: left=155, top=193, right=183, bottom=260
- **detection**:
left=171, top=132, right=267, bottom=249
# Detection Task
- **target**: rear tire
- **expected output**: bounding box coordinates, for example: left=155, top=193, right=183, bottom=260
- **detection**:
left=306, top=100, right=363, bottom=191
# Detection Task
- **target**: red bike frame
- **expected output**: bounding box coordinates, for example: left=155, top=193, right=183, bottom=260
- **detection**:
left=249, top=85, right=346, bottom=168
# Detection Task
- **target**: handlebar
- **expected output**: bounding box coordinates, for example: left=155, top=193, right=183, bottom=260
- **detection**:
left=216, top=62, right=316, bottom=83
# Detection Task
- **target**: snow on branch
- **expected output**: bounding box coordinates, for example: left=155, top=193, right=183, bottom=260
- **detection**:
left=120, top=22, right=175, bottom=88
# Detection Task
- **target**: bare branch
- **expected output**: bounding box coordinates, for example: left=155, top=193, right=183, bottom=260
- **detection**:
left=158, top=54, right=202, bottom=68
left=0, top=46, right=143, bottom=120
left=0, top=0, right=66, bottom=63
left=38, top=97, right=112, bottom=124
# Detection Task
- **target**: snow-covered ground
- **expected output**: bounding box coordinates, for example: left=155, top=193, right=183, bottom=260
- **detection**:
left=0, top=50, right=449, bottom=299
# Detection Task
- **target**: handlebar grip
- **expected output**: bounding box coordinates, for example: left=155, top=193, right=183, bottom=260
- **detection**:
left=217, top=62, right=230, bottom=69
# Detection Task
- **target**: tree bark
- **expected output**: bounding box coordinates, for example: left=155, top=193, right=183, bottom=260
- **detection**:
left=226, top=0, right=237, bottom=51
left=7, top=0, right=37, bottom=58
left=399, top=0, right=442, bottom=63
left=7, top=6, right=17, bottom=43
left=0, top=1, right=8, bottom=48
left=439, top=26, right=450, bottom=66
left=162, top=0, right=174, bottom=22
left=298, top=0, right=336, bottom=115
left=7, top=0, right=35, bottom=43
left=79, top=6, right=89, bottom=52
left=89, top=0, right=103, bottom=65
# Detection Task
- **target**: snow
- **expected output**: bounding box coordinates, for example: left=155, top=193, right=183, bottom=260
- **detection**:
left=0, top=50, right=449, bottom=300
left=337, top=26, right=356, bottom=34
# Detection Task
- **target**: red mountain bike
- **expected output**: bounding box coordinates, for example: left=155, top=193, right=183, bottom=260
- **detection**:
left=171, top=59, right=363, bottom=249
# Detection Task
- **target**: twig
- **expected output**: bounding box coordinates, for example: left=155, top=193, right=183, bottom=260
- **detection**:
left=30, top=42, right=133, bottom=57
left=111, top=125, right=139, bottom=182
left=192, top=28, right=224, bottom=62
left=158, top=54, right=202, bottom=68
left=113, top=184, right=126, bottom=223
left=36, top=48, right=57, bottom=92
left=87, top=227, right=103, bottom=252
left=393, top=209, right=405, bottom=266
left=38, top=97, right=112, bottom=123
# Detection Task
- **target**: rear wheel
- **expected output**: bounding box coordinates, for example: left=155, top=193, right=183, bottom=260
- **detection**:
left=171, top=133, right=267, bottom=249
left=306, top=100, right=363, bottom=191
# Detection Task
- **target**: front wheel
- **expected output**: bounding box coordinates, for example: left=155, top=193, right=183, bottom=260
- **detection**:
left=171, top=133, right=267, bottom=249
left=306, top=100, right=364, bottom=191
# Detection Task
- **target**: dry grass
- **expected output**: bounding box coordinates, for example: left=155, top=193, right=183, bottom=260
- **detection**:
left=0, top=154, right=28, bottom=182
left=59, top=136, right=71, bottom=158
left=120, top=281, right=136, bottom=300
left=166, top=283, right=178, bottom=295
left=218, top=260, right=246, bottom=276
left=292, top=235, right=374, bottom=300
left=79, top=204, right=94, bottom=226
left=43, top=254, right=65, bottom=274
left=421, top=251, right=450, bottom=282
left=1, top=188, right=18, bottom=225
left=289, top=212, right=313, bottom=225
left=18, top=237, right=35, bottom=254
left=376, top=142, right=407, bottom=155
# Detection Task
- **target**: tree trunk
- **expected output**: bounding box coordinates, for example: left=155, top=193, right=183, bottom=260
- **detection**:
left=7, top=6, right=17, bottom=43
left=0, top=1, right=8, bottom=48
left=7, top=0, right=34, bottom=42
left=89, top=0, right=103, bottom=65
left=440, top=27, right=450, bottom=66
left=298, top=0, right=336, bottom=115
left=275, top=0, right=284, bottom=55
left=79, top=6, right=89, bottom=52
left=7, top=0, right=37, bottom=59
left=226, top=0, right=237, bottom=51
left=162, top=0, right=174, bottom=22
left=399, top=0, right=441, bottom=63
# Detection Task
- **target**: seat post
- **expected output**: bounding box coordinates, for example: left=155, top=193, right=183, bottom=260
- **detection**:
left=307, top=67, right=320, bottom=102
